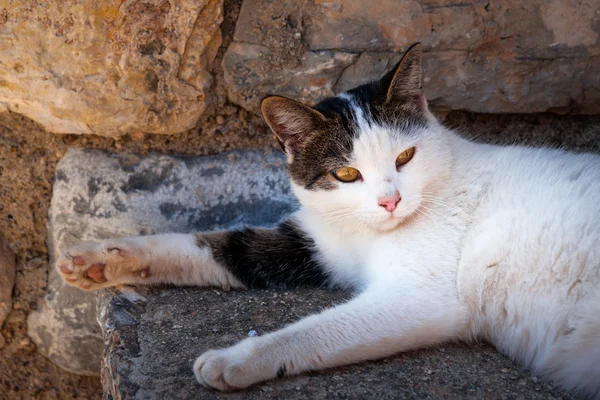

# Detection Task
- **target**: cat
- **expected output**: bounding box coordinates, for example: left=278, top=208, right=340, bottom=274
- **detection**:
left=56, top=43, right=600, bottom=398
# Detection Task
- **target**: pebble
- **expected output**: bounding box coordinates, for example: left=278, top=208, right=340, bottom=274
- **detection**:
left=6, top=310, right=25, bottom=324
left=248, top=330, right=258, bottom=337
left=17, top=337, right=34, bottom=351
left=131, top=131, right=145, bottom=141
left=154, top=309, right=170, bottom=323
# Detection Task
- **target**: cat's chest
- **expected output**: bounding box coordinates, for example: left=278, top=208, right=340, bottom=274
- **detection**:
left=314, top=219, right=460, bottom=289
left=363, top=226, right=460, bottom=286
left=296, top=207, right=465, bottom=289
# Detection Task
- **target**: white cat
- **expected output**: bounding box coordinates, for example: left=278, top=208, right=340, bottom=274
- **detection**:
left=57, top=44, right=600, bottom=398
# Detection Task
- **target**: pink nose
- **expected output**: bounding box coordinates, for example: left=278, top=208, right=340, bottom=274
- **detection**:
left=378, top=191, right=401, bottom=212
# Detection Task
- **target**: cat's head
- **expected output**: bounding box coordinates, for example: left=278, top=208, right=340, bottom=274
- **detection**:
left=262, top=44, right=451, bottom=232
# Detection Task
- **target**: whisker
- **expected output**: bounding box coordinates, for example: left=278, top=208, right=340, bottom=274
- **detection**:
left=322, top=208, right=355, bottom=216
left=418, top=205, right=461, bottom=225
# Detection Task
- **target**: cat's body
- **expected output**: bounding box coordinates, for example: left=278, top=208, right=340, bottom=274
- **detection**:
left=57, top=44, right=600, bottom=398
left=293, top=115, right=600, bottom=395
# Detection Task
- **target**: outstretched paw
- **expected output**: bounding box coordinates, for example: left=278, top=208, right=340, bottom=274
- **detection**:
left=194, top=340, right=269, bottom=391
left=56, top=239, right=149, bottom=291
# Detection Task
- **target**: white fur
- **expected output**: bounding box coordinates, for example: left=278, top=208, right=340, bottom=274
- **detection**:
left=287, top=98, right=600, bottom=397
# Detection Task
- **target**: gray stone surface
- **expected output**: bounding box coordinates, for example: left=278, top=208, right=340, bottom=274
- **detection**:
left=28, top=148, right=293, bottom=376
left=0, top=235, right=15, bottom=349
left=223, top=0, right=600, bottom=114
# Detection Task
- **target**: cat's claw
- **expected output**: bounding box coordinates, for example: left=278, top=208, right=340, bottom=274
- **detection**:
left=56, top=240, right=145, bottom=291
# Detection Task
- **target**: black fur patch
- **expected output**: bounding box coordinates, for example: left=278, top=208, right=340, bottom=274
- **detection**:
left=285, top=98, right=356, bottom=191
left=198, top=219, right=329, bottom=289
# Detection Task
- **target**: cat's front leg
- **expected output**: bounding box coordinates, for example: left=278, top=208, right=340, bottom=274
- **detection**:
left=56, top=217, right=331, bottom=291
left=194, top=287, right=468, bottom=391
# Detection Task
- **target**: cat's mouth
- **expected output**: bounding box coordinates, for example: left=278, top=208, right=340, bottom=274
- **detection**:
left=374, top=200, right=420, bottom=231
left=373, top=212, right=408, bottom=231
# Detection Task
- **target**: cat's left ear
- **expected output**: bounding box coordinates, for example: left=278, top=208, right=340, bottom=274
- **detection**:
left=261, top=96, right=326, bottom=160
left=382, top=43, right=428, bottom=110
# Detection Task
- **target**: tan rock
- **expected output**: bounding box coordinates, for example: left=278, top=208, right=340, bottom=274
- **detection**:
left=0, top=235, right=15, bottom=349
left=224, top=0, right=600, bottom=114
left=0, top=0, right=223, bottom=136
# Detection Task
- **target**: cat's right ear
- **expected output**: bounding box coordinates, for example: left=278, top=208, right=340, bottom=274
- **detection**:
left=380, top=43, right=427, bottom=110
left=261, top=96, right=326, bottom=160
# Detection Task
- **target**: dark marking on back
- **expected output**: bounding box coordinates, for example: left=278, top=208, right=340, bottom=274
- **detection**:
left=112, top=198, right=128, bottom=212
left=197, top=219, right=329, bottom=289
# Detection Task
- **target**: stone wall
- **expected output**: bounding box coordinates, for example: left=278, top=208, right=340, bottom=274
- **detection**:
left=0, top=0, right=598, bottom=138
left=224, top=0, right=600, bottom=114
left=0, top=0, right=223, bottom=136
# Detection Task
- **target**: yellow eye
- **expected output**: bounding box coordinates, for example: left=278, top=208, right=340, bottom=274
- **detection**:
left=332, top=167, right=361, bottom=182
left=396, top=147, right=415, bottom=167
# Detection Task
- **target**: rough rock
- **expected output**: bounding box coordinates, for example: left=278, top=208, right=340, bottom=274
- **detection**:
left=28, top=147, right=293, bottom=376
left=0, top=0, right=223, bottom=136
left=0, top=235, right=15, bottom=349
left=223, top=0, right=600, bottom=114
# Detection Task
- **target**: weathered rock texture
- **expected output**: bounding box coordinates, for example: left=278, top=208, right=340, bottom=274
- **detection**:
left=223, top=0, right=600, bottom=114
left=28, top=147, right=293, bottom=375
left=1, top=0, right=597, bottom=137
left=0, top=235, right=15, bottom=349
left=0, top=0, right=223, bottom=136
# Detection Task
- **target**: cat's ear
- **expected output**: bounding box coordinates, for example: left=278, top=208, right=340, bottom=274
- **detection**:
left=261, top=96, right=326, bottom=159
left=382, top=43, right=427, bottom=109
